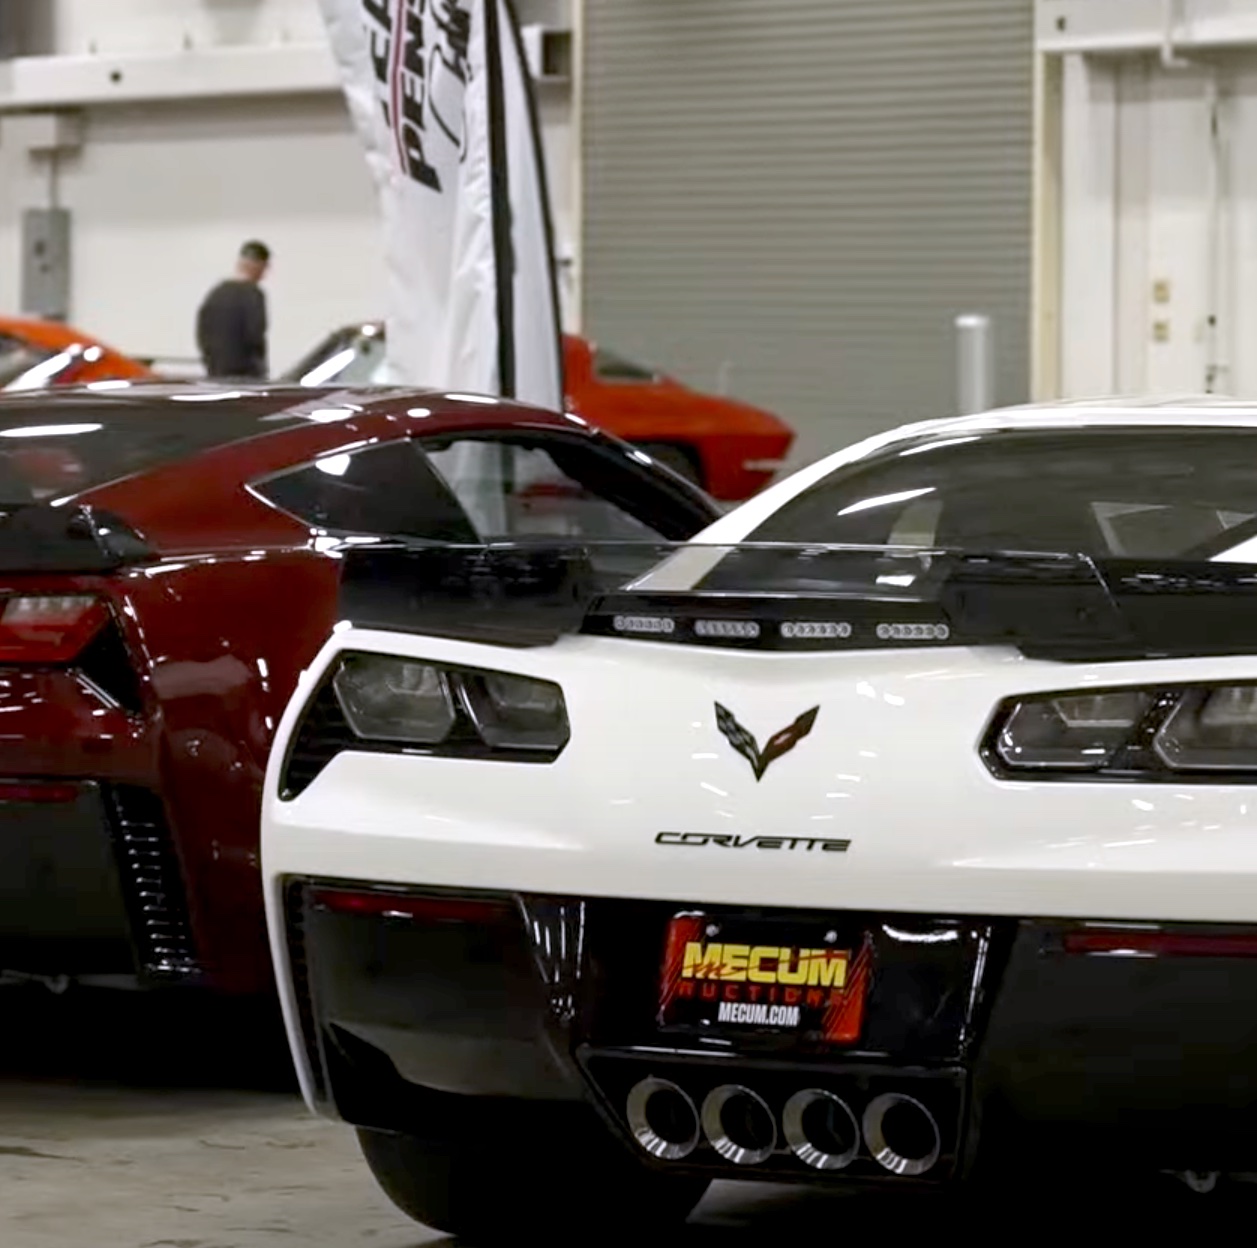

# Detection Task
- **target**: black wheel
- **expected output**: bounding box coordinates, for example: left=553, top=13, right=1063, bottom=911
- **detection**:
left=358, top=1108, right=708, bottom=1242
left=634, top=442, right=704, bottom=488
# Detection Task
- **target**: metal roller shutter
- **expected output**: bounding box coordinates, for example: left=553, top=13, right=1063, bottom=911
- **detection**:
left=582, top=0, right=1034, bottom=464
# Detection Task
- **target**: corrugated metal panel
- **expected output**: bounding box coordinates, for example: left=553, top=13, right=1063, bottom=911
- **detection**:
left=582, top=0, right=1034, bottom=464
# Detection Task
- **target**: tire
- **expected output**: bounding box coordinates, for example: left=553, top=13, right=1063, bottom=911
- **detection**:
left=357, top=1108, right=708, bottom=1241
left=634, top=442, right=704, bottom=489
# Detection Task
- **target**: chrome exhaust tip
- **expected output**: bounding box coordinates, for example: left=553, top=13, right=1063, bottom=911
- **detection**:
left=782, top=1088, right=860, bottom=1171
left=861, top=1092, right=942, bottom=1177
left=625, top=1077, right=700, bottom=1160
left=701, top=1084, right=777, bottom=1165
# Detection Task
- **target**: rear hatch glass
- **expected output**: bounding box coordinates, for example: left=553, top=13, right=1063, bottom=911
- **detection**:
left=0, top=390, right=322, bottom=505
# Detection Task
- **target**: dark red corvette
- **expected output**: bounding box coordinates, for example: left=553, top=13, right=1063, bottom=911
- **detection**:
left=0, top=384, right=717, bottom=995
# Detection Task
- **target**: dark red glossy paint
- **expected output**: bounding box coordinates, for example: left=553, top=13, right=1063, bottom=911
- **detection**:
left=0, top=385, right=717, bottom=995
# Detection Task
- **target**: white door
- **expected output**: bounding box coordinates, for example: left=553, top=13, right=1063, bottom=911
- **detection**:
left=1055, top=50, right=1257, bottom=397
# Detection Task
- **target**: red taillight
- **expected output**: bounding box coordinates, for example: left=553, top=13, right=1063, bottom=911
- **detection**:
left=1064, top=930, right=1257, bottom=959
left=0, top=781, right=81, bottom=804
left=0, top=594, right=109, bottom=663
left=309, top=888, right=517, bottom=926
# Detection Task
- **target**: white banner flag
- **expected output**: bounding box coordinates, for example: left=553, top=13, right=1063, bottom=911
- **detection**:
left=318, top=0, right=563, bottom=410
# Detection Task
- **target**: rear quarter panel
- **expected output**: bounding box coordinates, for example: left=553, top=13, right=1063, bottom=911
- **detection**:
left=131, top=549, right=341, bottom=993
left=66, top=419, right=403, bottom=991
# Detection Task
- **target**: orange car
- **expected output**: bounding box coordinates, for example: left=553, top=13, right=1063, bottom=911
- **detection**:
left=284, top=324, right=795, bottom=501
left=0, top=316, right=156, bottom=392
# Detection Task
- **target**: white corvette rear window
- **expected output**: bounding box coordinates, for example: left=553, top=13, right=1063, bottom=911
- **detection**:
left=749, top=428, right=1257, bottom=561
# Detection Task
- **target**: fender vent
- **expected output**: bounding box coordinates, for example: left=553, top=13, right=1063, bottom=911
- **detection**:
left=104, top=786, right=198, bottom=980
left=280, top=680, right=354, bottom=799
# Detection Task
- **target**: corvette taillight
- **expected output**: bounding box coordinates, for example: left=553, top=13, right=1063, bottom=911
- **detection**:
left=1064, top=929, right=1257, bottom=958
left=986, top=682, right=1257, bottom=779
left=280, top=653, right=570, bottom=799
left=331, top=653, right=569, bottom=754
left=308, top=888, right=516, bottom=926
left=994, top=691, right=1153, bottom=771
left=0, top=594, right=110, bottom=663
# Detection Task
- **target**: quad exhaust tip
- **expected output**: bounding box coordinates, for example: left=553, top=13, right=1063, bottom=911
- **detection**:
left=782, top=1088, right=860, bottom=1171
left=625, top=1077, right=700, bottom=1160
left=861, top=1092, right=941, bottom=1177
left=626, top=1078, right=941, bottom=1177
left=701, top=1084, right=777, bottom=1166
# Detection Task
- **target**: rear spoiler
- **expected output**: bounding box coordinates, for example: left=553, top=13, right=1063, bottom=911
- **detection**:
left=0, top=505, right=154, bottom=573
left=338, top=542, right=598, bottom=647
left=337, top=541, right=1257, bottom=662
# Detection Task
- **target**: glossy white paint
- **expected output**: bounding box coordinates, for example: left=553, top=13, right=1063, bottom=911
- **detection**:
left=266, top=627, right=1257, bottom=925
left=265, top=625, right=1257, bottom=1103
left=262, top=400, right=1257, bottom=1106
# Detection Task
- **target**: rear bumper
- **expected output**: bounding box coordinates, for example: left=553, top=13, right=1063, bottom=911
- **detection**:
left=0, top=782, right=134, bottom=974
left=0, top=781, right=198, bottom=984
left=977, top=920, right=1257, bottom=1167
left=0, top=667, right=206, bottom=986
left=280, top=880, right=1257, bottom=1183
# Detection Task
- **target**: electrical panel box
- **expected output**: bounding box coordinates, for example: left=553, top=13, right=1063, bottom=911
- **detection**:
left=519, top=25, right=572, bottom=82
left=21, top=208, right=71, bottom=322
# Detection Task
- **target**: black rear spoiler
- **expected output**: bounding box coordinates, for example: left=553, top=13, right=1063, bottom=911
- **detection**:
left=943, top=555, right=1257, bottom=660
left=0, top=505, right=154, bottom=573
left=339, top=542, right=598, bottom=647
left=337, top=541, right=1257, bottom=662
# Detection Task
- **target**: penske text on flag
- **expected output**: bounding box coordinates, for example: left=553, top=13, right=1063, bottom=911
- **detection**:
left=317, top=0, right=562, bottom=410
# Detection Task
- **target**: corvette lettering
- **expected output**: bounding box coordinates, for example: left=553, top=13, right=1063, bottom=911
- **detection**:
left=655, top=832, right=850, bottom=852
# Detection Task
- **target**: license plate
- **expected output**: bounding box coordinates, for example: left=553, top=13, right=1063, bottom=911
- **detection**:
left=656, top=912, right=872, bottom=1045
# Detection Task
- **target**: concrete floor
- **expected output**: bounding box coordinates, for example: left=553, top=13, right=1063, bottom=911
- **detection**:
left=0, top=986, right=1227, bottom=1246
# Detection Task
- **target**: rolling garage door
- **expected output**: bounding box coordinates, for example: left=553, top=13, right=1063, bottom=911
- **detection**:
left=581, top=0, right=1034, bottom=464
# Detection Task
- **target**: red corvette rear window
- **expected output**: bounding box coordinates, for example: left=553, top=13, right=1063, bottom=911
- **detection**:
left=0, top=391, right=315, bottom=504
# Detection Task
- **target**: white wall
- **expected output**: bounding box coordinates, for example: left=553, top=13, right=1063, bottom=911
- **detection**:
left=0, top=0, right=578, bottom=370
left=11, top=0, right=328, bottom=55
left=1052, top=51, right=1257, bottom=398
left=1038, top=0, right=1257, bottom=399
left=0, top=95, right=385, bottom=371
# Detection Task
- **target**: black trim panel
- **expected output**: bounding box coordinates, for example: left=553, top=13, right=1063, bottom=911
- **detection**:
left=105, top=785, right=199, bottom=981
left=0, top=781, right=135, bottom=975
left=974, top=920, right=1257, bottom=1170
left=287, top=881, right=581, bottom=1127
left=334, top=542, right=1257, bottom=661
left=283, top=878, right=1257, bottom=1182
left=0, top=505, right=152, bottom=572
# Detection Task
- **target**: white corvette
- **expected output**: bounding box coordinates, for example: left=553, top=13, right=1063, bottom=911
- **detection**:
left=263, top=399, right=1257, bottom=1237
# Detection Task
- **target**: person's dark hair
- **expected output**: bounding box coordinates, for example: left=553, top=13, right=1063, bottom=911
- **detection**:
left=240, top=240, right=271, bottom=264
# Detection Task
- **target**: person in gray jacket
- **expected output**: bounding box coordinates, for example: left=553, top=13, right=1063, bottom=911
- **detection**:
left=196, top=240, right=271, bottom=379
